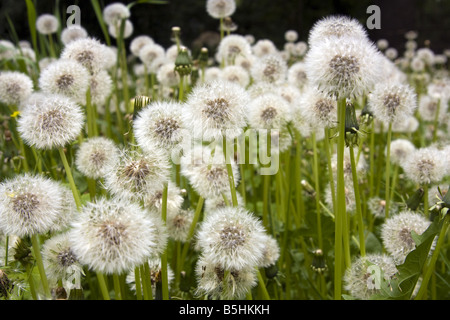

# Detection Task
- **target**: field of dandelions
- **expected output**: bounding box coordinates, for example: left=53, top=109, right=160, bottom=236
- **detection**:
left=0, top=0, right=449, bottom=301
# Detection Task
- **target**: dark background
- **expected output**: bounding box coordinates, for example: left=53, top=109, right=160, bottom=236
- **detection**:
left=1, top=0, right=449, bottom=57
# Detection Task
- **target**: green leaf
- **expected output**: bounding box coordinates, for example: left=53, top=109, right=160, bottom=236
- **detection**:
left=90, top=0, right=111, bottom=46
left=24, top=0, right=38, bottom=58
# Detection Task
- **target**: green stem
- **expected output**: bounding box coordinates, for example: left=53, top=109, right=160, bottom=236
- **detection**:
left=58, top=148, right=82, bottom=210
left=415, top=215, right=449, bottom=300
left=424, top=184, right=429, bottom=218
left=96, top=272, right=110, bottom=300
left=294, top=131, right=305, bottom=226
left=312, top=132, right=323, bottom=249
left=113, top=273, right=122, bottom=300
left=134, top=266, right=142, bottom=300
left=143, top=261, right=154, bottom=300
left=349, top=146, right=366, bottom=257
left=334, top=97, right=347, bottom=300
left=256, top=269, right=270, bottom=300
left=31, top=234, right=51, bottom=299
left=324, top=128, right=336, bottom=214
left=178, top=75, right=185, bottom=102
left=161, top=182, right=170, bottom=300
left=432, top=99, right=441, bottom=143
left=385, top=122, right=393, bottom=219
left=223, top=136, right=238, bottom=207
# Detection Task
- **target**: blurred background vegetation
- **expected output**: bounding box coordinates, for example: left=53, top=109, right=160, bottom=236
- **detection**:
left=0, top=0, right=449, bottom=56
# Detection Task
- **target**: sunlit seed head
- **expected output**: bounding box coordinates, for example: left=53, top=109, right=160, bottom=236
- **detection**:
left=126, top=258, right=174, bottom=295
left=305, top=36, right=382, bottom=99
left=104, top=148, right=171, bottom=203
left=156, top=62, right=180, bottom=87
left=108, top=19, right=134, bottom=39
left=36, top=14, right=59, bottom=35
left=368, top=82, right=417, bottom=124
left=75, top=137, right=119, bottom=179
left=61, top=25, right=88, bottom=45
left=0, top=71, right=33, bottom=106
left=387, top=138, right=416, bottom=166
left=195, top=255, right=257, bottom=300
left=258, top=234, right=280, bottom=268
left=308, top=15, right=368, bottom=47
left=134, top=101, right=185, bottom=153
left=130, top=35, right=154, bottom=57
left=344, top=254, right=397, bottom=300
left=38, top=59, right=90, bottom=104
left=183, top=80, right=249, bottom=141
left=367, top=197, right=398, bottom=219
left=381, top=211, right=431, bottom=264
left=403, top=147, right=447, bottom=185
left=61, top=38, right=109, bottom=74
left=138, top=43, right=166, bottom=68
left=300, top=85, right=338, bottom=129
left=0, top=174, right=72, bottom=237
left=87, top=69, right=113, bottom=106
left=206, top=0, right=236, bottom=19
left=252, top=39, right=278, bottom=57
left=103, top=2, right=131, bottom=26
left=246, top=92, right=292, bottom=130
left=42, top=232, right=83, bottom=290
left=251, top=54, right=287, bottom=84
left=18, top=94, right=84, bottom=150
left=166, top=208, right=194, bottom=242
left=204, top=190, right=244, bottom=214
left=221, top=65, right=250, bottom=87
left=217, top=34, right=252, bottom=66
left=195, top=206, right=267, bottom=270
left=287, top=61, right=308, bottom=89
left=69, top=197, right=160, bottom=275
left=285, top=30, right=298, bottom=43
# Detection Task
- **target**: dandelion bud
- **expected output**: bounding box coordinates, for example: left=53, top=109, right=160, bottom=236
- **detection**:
left=344, top=101, right=360, bottom=147
left=310, top=249, right=327, bottom=274
left=405, top=188, right=425, bottom=211
left=0, top=269, right=13, bottom=298
left=175, top=47, right=193, bottom=77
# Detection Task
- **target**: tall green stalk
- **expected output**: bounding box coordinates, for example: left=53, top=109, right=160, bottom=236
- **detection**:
left=160, top=182, right=170, bottom=300
left=58, top=147, right=82, bottom=210
left=334, top=98, right=347, bottom=300
left=31, top=234, right=51, bottom=299
left=384, top=122, right=393, bottom=219
left=349, top=146, right=365, bottom=257
left=223, top=136, right=238, bottom=207
left=312, top=132, right=323, bottom=249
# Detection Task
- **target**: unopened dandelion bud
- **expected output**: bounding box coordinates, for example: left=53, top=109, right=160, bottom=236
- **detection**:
left=406, top=187, right=424, bottom=211
left=0, top=270, right=13, bottom=298
left=199, top=47, right=209, bottom=68
left=345, top=101, right=360, bottom=147
left=301, top=179, right=316, bottom=197
left=175, top=47, right=192, bottom=77
left=171, top=26, right=181, bottom=44
left=265, top=264, right=278, bottom=279
left=132, top=95, right=150, bottom=118
left=310, top=249, right=327, bottom=274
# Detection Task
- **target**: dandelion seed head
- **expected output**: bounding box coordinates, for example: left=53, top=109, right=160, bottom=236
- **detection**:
left=300, top=85, right=337, bottom=129
left=0, top=174, right=73, bottom=237
left=217, top=34, right=252, bottom=66
left=258, top=234, right=280, bottom=268
left=196, top=206, right=267, bottom=270
left=388, top=138, right=416, bottom=165
left=69, top=197, right=160, bottom=274
left=368, top=82, right=417, bottom=124
left=221, top=65, right=250, bottom=87
left=130, top=35, right=154, bottom=57
left=344, top=253, right=397, bottom=300
left=285, top=30, right=298, bottom=43
left=18, top=94, right=84, bottom=150
left=103, top=2, right=130, bottom=26
left=108, top=19, right=134, bottom=39
left=206, top=0, right=236, bottom=19
left=61, top=25, right=88, bottom=45
left=126, top=258, right=174, bottom=295
left=75, top=137, right=119, bottom=179
left=0, top=71, right=33, bottom=106
left=61, top=38, right=109, bottom=74
left=247, top=92, right=292, bottom=130
left=88, top=69, right=113, bottom=106
left=156, top=62, right=180, bottom=87
left=38, top=59, right=90, bottom=104
left=36, top=14, right=59, bottom=35
left=251, top=54, right=287, bottom=84
left=252, top=39, right=278, bottom=57
left=403, top=147, right=447, bottom=185
left=381, top=211, right=431, bottom=264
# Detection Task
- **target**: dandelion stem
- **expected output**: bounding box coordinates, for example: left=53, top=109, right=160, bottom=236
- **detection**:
left=30, top=234, right=51, bottom=299
left=161, top=182, right=170, bottom=300
left=113, top=273, right=122, bottom=300
left=312, top=132, right=323, bottom=249
left=334, top=97, right=347, bottom=300
left=134, top=266, right=142, bottom=300
left=58, top=147, right=82, bottom=210
left=223, top=136, right=238, bottom=207
left=324, top=128, right=336, bottom=214
left=256, top=268, right=270, bottom=300
left=432, top=99, right=441, bottom=143
left=349, top=146, right=365, bottom=257
left=96, top=272, right=110, bottom=300
left=178, top=75, right=185, bottom=102
left=385, top=122, right=393, bottom=219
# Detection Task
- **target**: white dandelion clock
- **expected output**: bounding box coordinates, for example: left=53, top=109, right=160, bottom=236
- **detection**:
left=195, top=255, right=257, bottom=300
left=344, top=254, right=397, bottom=300
left=252, top=39, right=278, bottom=58
left=308, top=15, right=368, bottom=47
left=166, top=208, right=194, bottom=242
left=221, top=65, right=250, bottom=87
left=217, top=34, right=252, bottom=66
left=130, top=35, right=154, bottom=57
left=204, top=190, right=244, bottom=214
left=144, top=182, right=183, bottom=216
left=42, top=232, right=84, bottom=292
left=36, top=14, right=59, bottom=35
left=75, top=137, right=119, bottom=179
left=88, top=69, right=113, bottom=106
left=206, top=0, right=236, bottom=19
left=180, top=144, right=240, bottom=199
left=61, top=25, right=88, bottom=45
left=251, top=54, right=287, bottom=84
left=246, top=92, right=292, bottom=130
left=17, top=94, right=84, bottom=150
left=305, top=36, right=382, bottom=99
left=156, top=62, right=180, bottom=88
left=183, top=80, right=249, bottom=141
left=104, top=148, right=171, bottom=203
left=381, top=210, right=431, bottom=264
left=204, top=67, right=223, bottom=83
left=299, top=85, right=338, bottom=129
left=403, top=147, right=447, bottom=185
left=418, top=95, right=446, bottom=122
left=138, top=43, right=166, bottom=69
left=133, top=100, right=186, bottom=154
left=258, top=234, right=280, bottom=268
left=195, top=206, right=267, bottom=270
left=0, top=174, right=73, bottom=237
left=108, top=19, right=134, bottom=39
left=61, top=38, right=109, bottom=74
left=0, top=71, right=33, bottom=106
left=38, top=59, right=90, bottom=104
left=368, top=82, right=417, bottom=124
left=388, top=139, right=416, bottom=166
left=285, top=30, right=298, bottom=43
left=103, top=2, right=131, bottom=26
left=69, top=197, right=160, bottom=275
left=126, top=258, right=174, bottom=295
left=287, top=61, right=308, bottom=89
